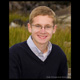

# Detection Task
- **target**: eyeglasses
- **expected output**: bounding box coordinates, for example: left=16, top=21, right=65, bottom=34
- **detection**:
left=31, top=24, right=54, bottom=31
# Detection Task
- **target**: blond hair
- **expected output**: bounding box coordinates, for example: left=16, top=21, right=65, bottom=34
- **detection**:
left=29, top=6, right=56, bottom=26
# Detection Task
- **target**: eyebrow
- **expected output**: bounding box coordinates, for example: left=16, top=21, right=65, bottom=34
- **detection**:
left=33, top=24, right=53, bottom=26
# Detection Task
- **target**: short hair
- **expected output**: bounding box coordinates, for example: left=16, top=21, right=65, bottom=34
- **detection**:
left=29, top=6, right=56, bottom=26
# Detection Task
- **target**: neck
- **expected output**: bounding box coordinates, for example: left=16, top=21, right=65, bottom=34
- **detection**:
left=33, top=41, right=48, bottom=53
left=37, top=43, right=48, bottom=53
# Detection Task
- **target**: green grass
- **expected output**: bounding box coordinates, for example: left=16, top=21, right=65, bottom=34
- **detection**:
left=9, top=26, right=31, bottom=47
left=9, top=26, right=71, bottom=68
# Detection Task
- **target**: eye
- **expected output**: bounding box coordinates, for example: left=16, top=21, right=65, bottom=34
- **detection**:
left=35, top=25, right=41, bottom=27
left=46, top=26, right=51, bottom=28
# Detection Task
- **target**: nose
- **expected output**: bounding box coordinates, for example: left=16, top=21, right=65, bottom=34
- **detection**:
left=40, top=27, right=46, bottom=33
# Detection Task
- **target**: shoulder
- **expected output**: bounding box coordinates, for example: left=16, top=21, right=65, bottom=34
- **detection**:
left=9, top=41, right=28, bottom=62
left=52, top=44, right=67, bottom=59
left=9, top=41, right=27, bottom=55
left=52, top=44, right=63, bottom=52
left=9, top=41, right=26, bottom=50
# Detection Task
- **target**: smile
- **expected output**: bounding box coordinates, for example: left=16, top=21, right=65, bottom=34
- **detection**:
left=37, top=35, right=47, bottom=39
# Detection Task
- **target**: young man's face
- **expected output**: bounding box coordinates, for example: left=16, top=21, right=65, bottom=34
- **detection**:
left=28, top=15, right=56, bottom=45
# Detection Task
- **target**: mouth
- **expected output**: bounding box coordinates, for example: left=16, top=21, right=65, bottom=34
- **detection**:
left=37, top=35, right=47, bottom=39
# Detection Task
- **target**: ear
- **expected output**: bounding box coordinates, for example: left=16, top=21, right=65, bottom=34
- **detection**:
left=53, top=25, right=57, bottom=34
left=27, top=23, right=32, bottom=33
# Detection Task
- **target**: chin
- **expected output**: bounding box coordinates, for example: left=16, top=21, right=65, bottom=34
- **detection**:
left=37, top=39, right=49, bottom=44
left=38, top=42, right=48, bottom=45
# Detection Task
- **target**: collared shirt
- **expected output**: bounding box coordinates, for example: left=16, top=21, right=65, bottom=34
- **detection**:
left=27, top=35, right=52, bottom=61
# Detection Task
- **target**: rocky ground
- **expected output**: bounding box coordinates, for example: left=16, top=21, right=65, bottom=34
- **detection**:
left=9, top=1, right=71, bottom=15
left=9, top=1, right=71, bottom=28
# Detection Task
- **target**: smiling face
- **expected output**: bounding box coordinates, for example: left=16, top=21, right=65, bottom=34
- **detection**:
left=28, top=15, right=56, bottom=45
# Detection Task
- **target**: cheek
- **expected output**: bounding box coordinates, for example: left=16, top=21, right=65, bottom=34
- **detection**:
left=47, top=30, right=53, bottom=35
left=47, top=31, right=53, bottom=39
left=31, top=29, right=39, bottom=35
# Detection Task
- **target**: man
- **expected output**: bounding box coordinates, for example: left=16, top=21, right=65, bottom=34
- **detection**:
left=9, top=6, right=68, bottom=79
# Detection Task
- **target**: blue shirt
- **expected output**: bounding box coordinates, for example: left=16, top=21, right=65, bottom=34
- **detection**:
left=27, top=35, right=52, bottom=61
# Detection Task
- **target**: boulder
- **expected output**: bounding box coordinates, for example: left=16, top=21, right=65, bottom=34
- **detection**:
left=10, top=22, right=21, bottom=27
left=55, top=5, right=71, bottom=16
left=57, top=14, right=71, bottom=23
left=9, top=19, right=29, bottom=27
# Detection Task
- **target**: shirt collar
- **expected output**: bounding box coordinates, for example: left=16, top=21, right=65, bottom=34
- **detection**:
left=27, top=35, right=52, bottom=58
left=27, top=35, right=41, bottom=54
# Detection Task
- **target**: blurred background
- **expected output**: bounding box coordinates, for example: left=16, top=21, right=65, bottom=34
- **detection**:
left=9, top=1, right=71, bottom=78
left=9, top=1, right=71, bottom=27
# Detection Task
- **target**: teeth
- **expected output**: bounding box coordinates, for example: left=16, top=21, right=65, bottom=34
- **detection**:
left=38, top=35, right=47, bottom=39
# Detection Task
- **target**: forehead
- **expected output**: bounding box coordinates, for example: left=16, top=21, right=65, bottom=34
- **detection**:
left=32, top=15, right=53, bottom=25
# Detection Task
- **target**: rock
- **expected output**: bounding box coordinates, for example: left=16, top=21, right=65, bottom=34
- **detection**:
left=9, top=1, right=22, bottom=11
left=9, top=19, right=23, bottom=27
left=12, top=19, right=23, bottom=26
left=56, top=14, right=71, bottom=28
left=63, top=15, right=71, bottom=23
left=9, top=1, right=71, bottom=15
left=9, top=19, right=29, bottom=27
left=10, top=22, right=21, bottom=27
left=9, top=1, right=71, bottom=28
left=57, top=14, right=71, bottom=23
left=55, top=5, right=71, bottom=16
